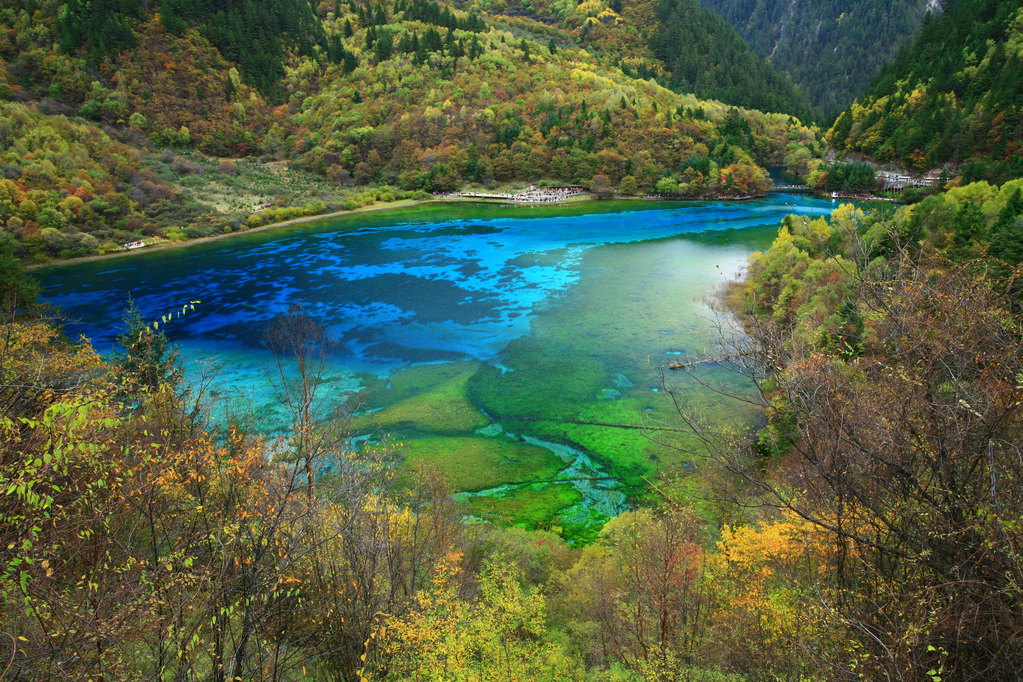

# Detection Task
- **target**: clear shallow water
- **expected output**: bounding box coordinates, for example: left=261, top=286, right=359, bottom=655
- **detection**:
left=38, top=195, right=841, bottom=538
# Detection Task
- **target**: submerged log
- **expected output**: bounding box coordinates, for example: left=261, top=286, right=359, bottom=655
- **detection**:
left=667, top=351, right=748, bottom=370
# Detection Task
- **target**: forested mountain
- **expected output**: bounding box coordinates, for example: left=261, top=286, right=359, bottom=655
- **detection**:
left=650, top=0, right=815, bottom=120
left=56, top=0, right=332, bottom=98
left=0, top=0, right=820, bottom=261
left=460, top=0, right=816, bottom=120
left=827, top=0, right=1023, bottom=182
left=697, top=0, right=941, bottom=118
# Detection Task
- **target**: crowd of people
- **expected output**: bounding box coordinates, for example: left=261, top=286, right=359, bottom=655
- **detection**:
left=828, top=191, right=896, bottom=202
left=440, top=186, right=587, bottom=203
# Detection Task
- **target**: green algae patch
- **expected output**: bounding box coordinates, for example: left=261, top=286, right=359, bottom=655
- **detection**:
left=399, top=435, right=565, bottom=492
left=460, top=484, right=583, bottom=530
left=353, top=362, right=489, bottom=434
left=468, top=345, right=609, bottom=421
left=356, top=361, right=478, bottom=409
left=523, top=421, right=652, bottom=495
left=557, top=504, right=613, bottom=545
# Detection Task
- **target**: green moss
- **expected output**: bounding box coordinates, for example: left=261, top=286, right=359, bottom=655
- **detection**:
left=399, top=435, right=564, bottom=492
left=462, top=236, right=769, bottom=512
left=355, top=361, right=475, bottom=408
left=523, top=421, right=652, bottom=494
left=467, top=344, right=609, bottom=421
left=556, top=504, right=612, bottom=545
left=461, top=484, right=582, bottom=530
left=353, top=363, right=488, bottom=434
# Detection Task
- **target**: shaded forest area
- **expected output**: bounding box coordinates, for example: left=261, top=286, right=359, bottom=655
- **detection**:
left=698, top=0, right=939, bottom=119
left=650, top=0, right=815, bottom=121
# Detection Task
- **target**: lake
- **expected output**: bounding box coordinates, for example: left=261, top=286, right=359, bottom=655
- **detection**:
left=39, top=195, right=840, bottom=539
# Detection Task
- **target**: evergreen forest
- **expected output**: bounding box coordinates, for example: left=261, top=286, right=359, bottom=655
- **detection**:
left=828, top=0, right=1023, bottom=182
left=697, top=0, right=941, bottom=119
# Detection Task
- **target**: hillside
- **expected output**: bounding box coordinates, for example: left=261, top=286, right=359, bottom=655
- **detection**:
left=827, top=0, right=1023, bottom=181
left=0, top=0, right=821, bottom=262
left=733, top=177, right=1023, bottom=678
left=460, top=0, right=816, bottom=120
left=698, top=0, right=941, bottom=119
left=649, top=0, right=815, bottom=120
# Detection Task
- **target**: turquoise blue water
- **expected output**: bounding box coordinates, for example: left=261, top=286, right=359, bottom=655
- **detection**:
left=39, top=196, right=833, bottom=363
left=38, top=195, right=841, bottom=534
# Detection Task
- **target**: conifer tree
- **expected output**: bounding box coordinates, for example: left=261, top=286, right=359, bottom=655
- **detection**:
left=114, top=301, right=182, bottom=393
left=991, top=189, right=1023, bottom=265
left=948, top=201, right=988, bottom=262
left=0, top=241, right=40, bottom=314
left=373, top=29, right=393, bottom=62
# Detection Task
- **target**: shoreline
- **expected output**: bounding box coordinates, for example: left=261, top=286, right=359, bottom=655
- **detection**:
left=28, top=198, right=433, bottom=271
left=32, top=194, right=605, bottom=270
left=29, top=188, right=820, bottom=271
left=28, top=194, right=598, bottom=271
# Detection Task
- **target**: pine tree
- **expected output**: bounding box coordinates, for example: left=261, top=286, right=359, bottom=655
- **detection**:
left=948, top=201, right=988, bottom=262
left=468, top=35, right=482, bottom=59
left=373, top=29, right=393, bottom=62
left=0, top=241, right=40, bottom=314
left=423, top=27, right=442, bottom=52
left=343, top=49, right=358, bottom=73
left=114, top=301, right=182, bottom=393
left=990, top=189, right=1023, bottom=265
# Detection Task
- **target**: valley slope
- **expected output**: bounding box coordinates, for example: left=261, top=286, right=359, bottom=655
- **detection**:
left=0, top=0, right=818, bottom=262
left=827, top=0, right=1023, bottom=182
left=698, top=0, right=942, bottom=118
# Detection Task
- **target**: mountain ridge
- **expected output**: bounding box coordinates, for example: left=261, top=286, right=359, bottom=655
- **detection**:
left=827, top=0, right=1023, bottom=182
left=697, top=0, right=942, bottom=118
